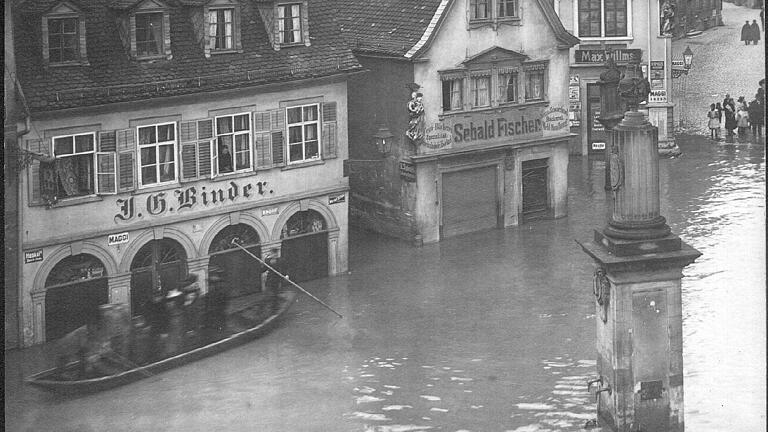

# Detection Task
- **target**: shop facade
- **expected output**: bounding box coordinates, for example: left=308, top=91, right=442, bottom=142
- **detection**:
left=555, top=1, right=677, bottom=156
left=342, top=0, right=578, bottom=243
left=12, top=0, right=360, bottom=347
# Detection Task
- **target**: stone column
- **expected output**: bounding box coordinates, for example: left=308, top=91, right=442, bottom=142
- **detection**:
left=579, top=93, right=701, bottom=431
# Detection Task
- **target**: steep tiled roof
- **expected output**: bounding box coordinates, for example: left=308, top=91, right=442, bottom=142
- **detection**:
left=334, top=0, right=444, bottom=57
left=13, top=0, right=363, bottom=112
left=335, top=0, right=578, bottom=58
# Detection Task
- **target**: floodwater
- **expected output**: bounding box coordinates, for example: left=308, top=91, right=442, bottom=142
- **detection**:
left=5, top=137, right=765, bottom=432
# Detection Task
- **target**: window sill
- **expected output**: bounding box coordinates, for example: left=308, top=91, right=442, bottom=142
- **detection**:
left=468, top=16, right=521, bottom=30
left=47, top=60, right=90, bottom=67
left=46, top=194, right=103, bottom=208
left=211, top=170, right=260, bottom=181
left=209, top=49, right=244, bottom=55
left=134, top=54, right=170, bottom=62
left=439, top=100, right=548, bottom=119
left=282, top=159, right=325, bottom=171
left=278, top=42, right=305, bottom=48
left=577, top=36, right=633, bottom=43
left=134, top=182, right=180, bottom=194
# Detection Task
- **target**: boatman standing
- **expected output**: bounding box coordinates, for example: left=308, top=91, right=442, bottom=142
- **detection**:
left=262, top=250, right=288, bottom=315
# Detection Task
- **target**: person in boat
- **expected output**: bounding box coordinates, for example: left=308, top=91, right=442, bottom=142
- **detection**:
left=164, top=286, right=186, bottom=356
left=179, top=274, right=204, bottom=342
left=204, top=265, right=228, bottom=332
left=262, top=251, right=288, bottom=315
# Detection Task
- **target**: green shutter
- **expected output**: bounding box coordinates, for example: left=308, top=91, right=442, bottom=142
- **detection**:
left=96, top=152, right=117, bottom=194
left=269, top=108, right=285, bottom=167
left=180, top=142, right=198, bottom=181
left=99, top=131, right=117, bottom=152
left=198, top=140, right=212, bottom=177
left=254, top=131, right=272, bottom=168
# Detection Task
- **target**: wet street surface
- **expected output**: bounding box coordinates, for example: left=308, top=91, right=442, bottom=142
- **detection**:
left=673, top=2, right=765, bottom=136
left=5, top=135, right=764, bottom=432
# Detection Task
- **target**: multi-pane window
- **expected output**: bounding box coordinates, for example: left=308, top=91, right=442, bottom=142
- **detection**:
left=215, top=113, right=251, bottom=174
left=498, top=0, right=518, bottom=17
left=498, top=71, right=519, bottom=104
left=278, top=4, right=302, bottom=44
left=51, top=133, right=96, bottom=197
left=578, top=0, right=627, bottom=37
left=209, top=8, right=234, bottom=50
left=442, top=78, right=464, bottom=111
left=525, top=68, right=546, bottom=101
left=470, top=75, right=491, bottom=108
left=470, top=0, right=490, bottom=19
left=135, top=12, right=164, bottom=56
left=48, top=17, right=78, bottom=63
left=138, top=123, right=176, bottom=186
left=286, top=104, right=320, bottom=163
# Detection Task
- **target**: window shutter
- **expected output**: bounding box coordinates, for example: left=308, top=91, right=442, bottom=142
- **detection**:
left=180, top=120, right=199, bottom=182
left=96, top=152, right=117, bottom=194
left=198, top=119, right=213, bottom=140
left=180, top=142, right=199, bottom=181
left=253, top=111, right=273, bottom=168
left=270, top=108, right=285, bottom=167
left=116, top=128, right=137, bottom=192
left=210, top=140, right=219, bottom=178
left=271, top=131, right=284, bottom=166
left=198, top=140, right=212, bottom=177
left=27, top=139, right=49, bottom=206
left=322, top=101, right=338, bottom=159
left=99, top=131, right=117, bottom=152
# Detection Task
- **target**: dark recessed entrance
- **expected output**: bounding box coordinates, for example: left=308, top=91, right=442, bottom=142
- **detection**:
left=45, top=254, right=109, bottom=341
left=280, top=210, right=329, bottom=283
left=522, top=158, right=549, bottom=221
left=130, top=239, right=187, bottom=317
left=208, top=224, right=262, bottom=298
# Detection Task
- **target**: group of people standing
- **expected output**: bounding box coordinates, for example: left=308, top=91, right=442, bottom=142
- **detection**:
left=708, top=79, right=765, bottom=143
left=741, top=20, right=762, bottom=45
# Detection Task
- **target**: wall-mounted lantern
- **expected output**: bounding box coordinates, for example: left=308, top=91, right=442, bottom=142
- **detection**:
left=682, top=46, right=694, bottom=70
left=373, top=127, right=394, bottom=156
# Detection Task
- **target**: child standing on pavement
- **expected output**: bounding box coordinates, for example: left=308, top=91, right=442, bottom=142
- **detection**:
left=708, top=104, right=721, bottom=140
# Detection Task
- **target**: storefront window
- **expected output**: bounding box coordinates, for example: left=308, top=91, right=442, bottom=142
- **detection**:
left=45, top=254, right=108, bottom=340
left=281, top=210, right=327, bottom=238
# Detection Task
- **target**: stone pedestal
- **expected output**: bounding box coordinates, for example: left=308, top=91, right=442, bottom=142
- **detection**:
left=579, top=239, right=700, bottom=432
left=580, top=108, right=701, bottom=431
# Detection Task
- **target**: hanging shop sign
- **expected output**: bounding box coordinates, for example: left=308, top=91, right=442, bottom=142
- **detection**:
left=592, top=142, right=606, bottom=150
left=542, top=107, right=569, bottom=132
left=569, top=74, right=580, bottom=86
left=671, top=69, right=688, bottom=78
left=329, top=193, right=346, bottom=205
left=108, top=232, right=129, bottom=246
left=114, top=180, right=273, bottom=223
left=650, top=61, right=665, bottom=70
left=574, top=49, right=642, bottom=64
left=569, top=102, right=582, bottom=127
left=649, top=90, right=668, bottom=103
left=24, top=249, right=44, bottom=264
left=671, top=60, right=685, bottom=68
left=399, top=159, right=416, bottom=182
left=423, top=123, right=453, bottom=149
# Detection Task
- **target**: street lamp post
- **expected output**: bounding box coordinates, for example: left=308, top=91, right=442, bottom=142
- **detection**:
left=682, top=46, right=694, bottom=70
left=578, top=55, right=701, bottom=431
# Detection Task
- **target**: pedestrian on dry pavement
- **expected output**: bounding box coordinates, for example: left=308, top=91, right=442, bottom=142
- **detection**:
left=750, top=20, right=761, bottom=44
left=742, top=21, right=752, bottom=44
left=708, top=104, right=721, bottom=140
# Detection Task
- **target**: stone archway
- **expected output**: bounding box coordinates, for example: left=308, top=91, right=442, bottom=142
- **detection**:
left=207, top=223, right=262, bottom=298
left=44, top=253, right=109, bottom=340
left=129, top=238, right=188, bottom=317
left=279, top=209, right=329, bottom=283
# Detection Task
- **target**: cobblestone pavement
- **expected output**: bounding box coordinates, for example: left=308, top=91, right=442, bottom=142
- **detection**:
left=672, top=2, right=765, bottom=137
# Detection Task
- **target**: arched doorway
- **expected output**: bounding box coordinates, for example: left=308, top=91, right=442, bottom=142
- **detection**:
left=280, top=210, right=328, bottom=283
left=208, top=224, right=262, bottom=298
left=130, top=239, right=187, bottom=317
left=45, top=254, right=109, bottom=341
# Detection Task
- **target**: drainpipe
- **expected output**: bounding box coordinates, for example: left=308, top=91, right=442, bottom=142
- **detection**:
left=12, top=71, right=31, bottom=348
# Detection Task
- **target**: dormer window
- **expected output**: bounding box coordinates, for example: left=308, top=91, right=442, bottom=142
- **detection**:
left=209, top=8, right=234, bottom=50
left=469, top=0, right=519, bottom=27
left=48, top=17, right=78, bottom=62
left=278, top=3, right=302, bottom=44
left=41, top=1, right=88, bottom=66
left=114, top=0, right=172, bottom=60
left=135, top=12, right=164, bottom=57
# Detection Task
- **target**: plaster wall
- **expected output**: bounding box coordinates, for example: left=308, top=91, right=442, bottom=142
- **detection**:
left=18, top=81, right=350, bottom=347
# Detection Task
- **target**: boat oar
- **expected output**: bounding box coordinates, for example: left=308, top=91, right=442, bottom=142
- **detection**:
left=229, top=239, right=343, bottom=319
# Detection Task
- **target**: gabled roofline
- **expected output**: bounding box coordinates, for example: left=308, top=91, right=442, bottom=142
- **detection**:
left=461, top=46, right=529, bottom=65
left=405, top=0, right=578, bottom=60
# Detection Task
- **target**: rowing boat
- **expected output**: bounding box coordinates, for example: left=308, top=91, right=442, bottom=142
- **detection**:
left=26, top=291, right=296, bottom=394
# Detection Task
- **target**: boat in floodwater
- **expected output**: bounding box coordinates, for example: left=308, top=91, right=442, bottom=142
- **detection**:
left=26, top=291, right=297, bottom=394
